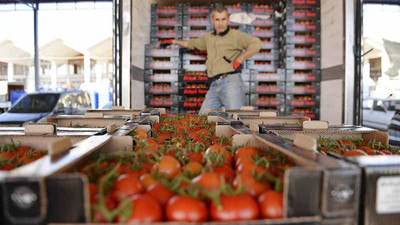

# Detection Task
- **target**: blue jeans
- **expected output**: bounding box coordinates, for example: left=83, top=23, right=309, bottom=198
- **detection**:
left=199, top=72, right=245, bottom=114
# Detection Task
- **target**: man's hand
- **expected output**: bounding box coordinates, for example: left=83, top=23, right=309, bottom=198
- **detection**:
left=159, top=39, right=174, bottom=48
left=233, top=59, right=242, bottom=70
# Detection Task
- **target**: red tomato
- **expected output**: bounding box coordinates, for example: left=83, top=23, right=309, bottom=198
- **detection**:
left=0, top=151, right=14, bottom=159
left=233, top=172, right=271, bottom=197
left=206, top=144, right=232, bottom=166
left=210, top=194, right=260, bottom=221
left=187, top=151, right=203, bottom=164
left=112, top=174, right=143, bottom=201
left=122, top=194, right=163, bottom=223
left=166, top=195, right=208, bottom=222
left=16, top=146, right=30, bottom=157
left=258, top=190, right=283, bottom=219
left=135, top=138, right=158, bottom=157
left=380, top=150, right=393, bottom=155
left=146, top=183, right=174, bottom=205
left=343, top=149, right=368, bottom=157
left=183, top=161, right=203, bottom=177
left=139, top=173, right=159, bottom=189
left=211, top=165, right=235, bottom=181
left=192, top=172, right=222, bottom=193
left=152, top=155, right=181, bottom=178
left=234, top=147, right=259, bottom=163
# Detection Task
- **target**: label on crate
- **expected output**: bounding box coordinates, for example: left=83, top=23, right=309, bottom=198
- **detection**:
left=187, top=8, right=210, bottom=14
left=149, top=100, right=175, bottom=106
left=291, top=88, right=317, bottom=94
left=184, top=89, right=198, bottom=95
left=256, top=87, right=282, bottom=93
left=156, top=31, right=178, bottom=36
left=150, top=62, right=175, bottom=68
left=149, top=49, right=175, bottom=56
left=291, top=75, right=318, bottom=81
left=250, top=8, right=274, bottom=14
left=183, top=75, right=209, bottom=82
left=198, top=89, right=208, bottom=95
left=252, top=31, right=275, bottom=37
left=376, top=176, right=400, bottom=214
left=255, top=74, right=282, bottom=81
left=292, top=37, right=317, bottom=43
left=292, top=49, right=318, bottom=56
left=187, top=19, right=210, bottom=25
left=149, top=75, right=176, bottom=82
left=292, top=11, right=318, bottom=18
left=252, top=19, right=275, bottom=26
left=183, top=101, right=199, bottom=108
left=150, top=87, right=174, bottom=94
left=290, top=100, right=316, bottom=106
left=292, top=24, right=317, bottom=30
left=155, top=8, right=178, bottom=14
left=292, top=62, right=317, bottom=69
left=256, top=100, right=281, bottom=106
left=291, top=0, right=319, bottom=5
left=156, top=20, right=179, bottom=25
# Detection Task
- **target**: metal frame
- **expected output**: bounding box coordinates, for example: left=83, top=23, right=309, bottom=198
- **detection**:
left=113, top=0, right=122, bottom=106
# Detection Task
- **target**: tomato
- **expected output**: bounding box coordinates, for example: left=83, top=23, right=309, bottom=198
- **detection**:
left=0, top=151, right=14, bottom=159
left=187, top=151, right=203, bottom=164
left=183, top=161, right=203, bottom=177
left=139, top=173, right=159, bottom=189
left=166, top=195, right=208, bottom=222
left=152, top=155, right=181, bottom=178
left=0, top=162, right=15, bottom=171
left=343, top=149, right=368, bottom=157
left=233, top=172, right=271, bottom=197
left=380, top=150, right=393, bottom=155
left=122, top=194, right=163, bottom=223
left=112, top=174, right=143, bottom=200
left=146, top=183, right=174, bottom=205
left=210, top=165, right=235, bottom=181
left=210, top=194, right=260, bottom=221
left=135, top=139, right=158, bottom=157
left=134, top=129, right=147, bottom=140
left=16, top=146, right=30, bottom=157
left=89, top=183, right=99, bottom=204
left=192, top=172, right=222, bottom=193
left=206, top=144, right=232, bottom=166
left=366, top=150, right=386, bottom=156
left=258, top=190, right=283, bottom=219
left=157, top=133, right=170, bottom=142
left=234, top=147, right=259, bottom=163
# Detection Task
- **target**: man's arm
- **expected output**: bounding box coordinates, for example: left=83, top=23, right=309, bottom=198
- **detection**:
left=233, top=33, right=263, bottom=69
left=234, top=48, right=258, bottom=64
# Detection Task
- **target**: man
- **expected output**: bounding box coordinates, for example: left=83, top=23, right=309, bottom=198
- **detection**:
left=161, top=6, right=262, bottom=114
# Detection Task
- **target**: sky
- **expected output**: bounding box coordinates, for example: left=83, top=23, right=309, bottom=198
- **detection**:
left=364, top=4, right=400, bottom=43
left=0, top=2, right=112, bottom=54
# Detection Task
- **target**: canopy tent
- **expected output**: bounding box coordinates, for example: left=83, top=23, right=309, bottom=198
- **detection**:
left=0, top=39, right=31, bottom=65
left=39, top=38, right=83, bottom=62
left=87, top=37, right=112, bottom=61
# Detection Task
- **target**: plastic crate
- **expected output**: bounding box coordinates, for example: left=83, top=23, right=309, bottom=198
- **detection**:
left=145, top=56, right=181, bottom=70
left=144, top=82, right=179, bottom=94
left=183, top=14, right=212, bottom=26
left=286, top=0, right=320, bottom=7
left=182, top=50, right=207, bottom=60
left=283, top=56, right=320, bottom=70
left=259, top=37, right=279, bottom=49
left=183, top=60, right=207, bottom=72
left=247, top=60, right=279, bottom=72
left=283, top=31, right=321, bottom=44
left=283, top=18, right=320, bottom=32
left=286, top=106, right=320, bottom=120
left=247, top=3, right=277, bottom=15
left=247, top=26, right=279, bottom=37
left=145, top=45, right=180, bottom=57
left=183, top=3, right=213, bottom=14
left=151, top=14, right=183, bottom=26
left=250, top=93, right=285, bottom=107
left=182, top=25, right=213, bottom=38
left=286, top=81, right=320, bottom=94
left=252, top=49, right=280, bottom=60
left=216, top=2, right=247, bottom=14
left=150, top=26, right=182, bottom=38
left=145, top=94, right=179, bottom=107
left=144, top=69, right=183, bottom=82
left=282, top=44, right=321, bottom=57
left=286, top=94, right=320, bottom=107
left=243, top=81, right=250, bottom=94
left=241, top=69, right=251, bottom=82
left=151, top=3, right=182, bottom=15
left=250, top=69, right=286, bottom=81
left=286, top=69, right=321, bottom=82
left=285, top=5, right=321, bottom=19
left=150, top=37, right=182, bottom=45
left=250, top=81, right=286, bottom=94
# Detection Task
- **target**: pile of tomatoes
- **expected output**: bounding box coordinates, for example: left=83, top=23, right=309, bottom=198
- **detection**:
left=79, top=114, right=293, bottom=223
left=0, top=142, right=47, bottom=171
left=318, top=138, right=400, bottom=156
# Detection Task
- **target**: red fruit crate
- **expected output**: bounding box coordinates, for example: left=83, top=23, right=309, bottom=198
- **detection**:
left=284, top=17, right=320, bottom=32
left=250, top=94, right=285, bottom=107
left=286, top=94, right=320, bottom=107
left=183, top=3, right=213, bottom=14
left=252, top=49, right=280, bottom=60
left=182, top=25, right=212, bottom=38
left=144, top=69, right=183, bottom=82
left=259, top=37, right=279, bottom=49
left=250, top=81, right=286, bottom=94
left=286, top=69, right=321, bottom=82
left=183, top=14, right=212, bottom=26
left=150, top=26, right=182, bottom=38
left=247, top=60, right=279, bottom=72
left=283, top=44, right=321, bottom=57
left=247, top=26, right=279, bottom=37
left=145, top=82, right=179, bottom=94
left=247, top=3, right=277, bottom=15
left=286, top=106, right=320, bottom=120
left=284, top=56, right=321, bottom=70
left=285, top=5, right=320, bottom=19
left=151, top=3, right=182, bottom=15
left=179, top=71, right=209, bottom=83
left=145, top=56, right=181, bottom=70
left=151, top=14, right=183, bottom=26
left=250, top=69, right=286, bottom=82
left=286, top=0, right=320, bottom=7
left=283, top=31, right=321, bottom=44
left=145, top=45, right=180, bottom=57
left=286, top=81, right=320, bottom=94
left=145, top=94, right=179, bottom=107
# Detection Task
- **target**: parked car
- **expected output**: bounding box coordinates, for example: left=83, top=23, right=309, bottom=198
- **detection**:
left=362, top=98, right=400, bottom=131
left=0, top=91, right=91, bottom=127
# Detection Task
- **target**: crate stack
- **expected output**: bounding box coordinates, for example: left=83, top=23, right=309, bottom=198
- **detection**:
left=178, top=4, right=214, bottom=113
left=145, top=4, right=183, bottom=113
left=246, top=3, right=285, bottom=114
left=280, top=0, right=321, bottom=119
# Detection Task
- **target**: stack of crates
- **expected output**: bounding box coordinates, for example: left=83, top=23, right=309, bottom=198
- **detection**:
left=145, top=4, right=183, bottom=113
left=280, top=0, right=321, bottom=119
left=179, top=3, right=214, bottom=113
left=246, top=3, right=285, bottom=114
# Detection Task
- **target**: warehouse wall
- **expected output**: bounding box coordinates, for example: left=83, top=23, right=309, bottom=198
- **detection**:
left=131, top=0, right=151, bottom=109
left=320, top=0, right=345, bottom=124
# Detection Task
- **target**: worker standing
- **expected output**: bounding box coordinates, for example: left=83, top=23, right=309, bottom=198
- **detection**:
left=161, top=5, right=262, bottom=114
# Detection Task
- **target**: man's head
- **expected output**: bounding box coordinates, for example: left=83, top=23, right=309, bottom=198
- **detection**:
left=211, top=6, right=230, bottom=34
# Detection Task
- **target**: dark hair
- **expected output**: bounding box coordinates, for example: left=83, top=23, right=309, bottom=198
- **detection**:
left=212, top=5, right=229, bottom=17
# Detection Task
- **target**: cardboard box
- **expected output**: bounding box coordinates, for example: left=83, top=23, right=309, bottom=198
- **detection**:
left=46, top=115, right=130, bottom=129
